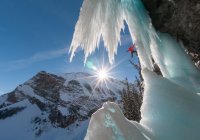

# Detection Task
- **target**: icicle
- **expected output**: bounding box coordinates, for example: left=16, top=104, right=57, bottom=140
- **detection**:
left=69, top=0, right=154, bottom=70
left=70, top=0, right=125, bottom=64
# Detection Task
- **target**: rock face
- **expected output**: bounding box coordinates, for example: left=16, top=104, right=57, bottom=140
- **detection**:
left=0, top=71, right=128, bottom=140
left=142, top=0, right=200, bottom=67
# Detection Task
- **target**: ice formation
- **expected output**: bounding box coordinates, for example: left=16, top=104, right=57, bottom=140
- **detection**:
left=70, top=0, right=200, bottom=139
left=69, top=0, right=154, bottom=69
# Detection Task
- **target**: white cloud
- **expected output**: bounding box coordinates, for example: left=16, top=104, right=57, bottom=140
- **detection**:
left=0, top=47, right=69, bottom=71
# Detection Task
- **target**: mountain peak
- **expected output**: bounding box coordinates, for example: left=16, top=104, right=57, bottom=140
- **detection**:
left=0, top=71, right=129, bottom=140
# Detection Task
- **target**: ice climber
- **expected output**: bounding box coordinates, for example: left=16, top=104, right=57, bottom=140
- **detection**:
left=127, top=44, right=136, bottom=58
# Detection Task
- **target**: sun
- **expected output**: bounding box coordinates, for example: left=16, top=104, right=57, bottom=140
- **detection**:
left=93, top=66, right=112, bottom=89
left=85, top=59, right=124, bottom=89
left=97, top=68, right=109, bottom=81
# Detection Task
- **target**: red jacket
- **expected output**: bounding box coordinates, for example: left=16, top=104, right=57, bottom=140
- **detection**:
left=128, top=44, right=135, bottom=52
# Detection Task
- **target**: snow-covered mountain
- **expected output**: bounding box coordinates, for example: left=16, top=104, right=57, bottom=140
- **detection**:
left=0, top=71, right=127, bottom=140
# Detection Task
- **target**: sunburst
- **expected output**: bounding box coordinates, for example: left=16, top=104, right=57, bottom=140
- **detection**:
left=78, top=57, right=126, bottom=91
left=97, top=68, right=109, bottom=81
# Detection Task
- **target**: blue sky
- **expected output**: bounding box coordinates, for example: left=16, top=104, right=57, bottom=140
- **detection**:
left=0, top=0, right=138, bottom=95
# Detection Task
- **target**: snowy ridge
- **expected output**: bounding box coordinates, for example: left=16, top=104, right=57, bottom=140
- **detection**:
left=0, top=71, right=127, bottom=140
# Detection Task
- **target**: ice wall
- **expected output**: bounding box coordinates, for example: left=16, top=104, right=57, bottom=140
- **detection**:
left=70, top=0, right=200, bottom=139
left=151, top=33, right=200, bottom=93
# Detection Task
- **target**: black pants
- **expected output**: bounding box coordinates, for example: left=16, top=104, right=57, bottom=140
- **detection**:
left=131, top=51, right=137, bottom=58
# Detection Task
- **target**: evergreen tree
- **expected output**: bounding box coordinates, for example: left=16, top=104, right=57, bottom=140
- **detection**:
left=122, top=78, right=142, bottom=122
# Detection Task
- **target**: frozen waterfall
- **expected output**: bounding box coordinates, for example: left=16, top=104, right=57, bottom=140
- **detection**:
left=70, top=0, right=200, bottom=139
